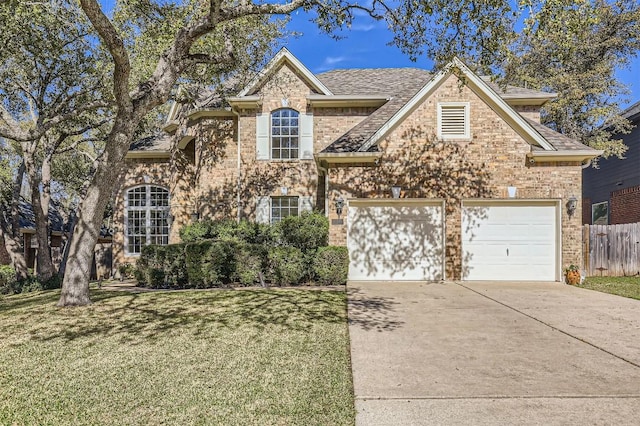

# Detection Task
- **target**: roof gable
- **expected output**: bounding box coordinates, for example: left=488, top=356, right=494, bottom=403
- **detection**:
left=353, top=57, right=556, bottom=153
left=237, top=47, right=332, bottom=97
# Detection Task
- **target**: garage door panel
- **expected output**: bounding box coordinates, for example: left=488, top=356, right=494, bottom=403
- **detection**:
left=462, top=203, right=558, bottom=281
left=348, top=202, right=444, bottom=281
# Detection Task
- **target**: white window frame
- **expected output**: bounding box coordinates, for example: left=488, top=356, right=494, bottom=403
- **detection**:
left=437, top=102, right=470, bottom=140
left=271, top=108, right=300, bottom=160
left=124, top=184, right=170, bottom=256
left=591, top=201, right=609, bottom=225
left=270, top=196, right=299, bottom=223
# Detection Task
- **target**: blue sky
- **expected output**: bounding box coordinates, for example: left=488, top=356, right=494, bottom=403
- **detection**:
left=283, top=11, right=640, bottom=110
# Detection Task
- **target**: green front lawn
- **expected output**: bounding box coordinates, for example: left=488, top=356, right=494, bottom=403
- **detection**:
left=578, top=276, right=640, bottom=300
left=0, top=288, right=354, bottom=425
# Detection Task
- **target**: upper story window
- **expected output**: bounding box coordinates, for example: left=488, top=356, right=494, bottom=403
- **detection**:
left=125, top=185, right=170, bottom=255
left=271, top=109, right=299, bottom=159
left=256, top=110, right=313, bottom=160
left=437, top=102, right=470, bottom=139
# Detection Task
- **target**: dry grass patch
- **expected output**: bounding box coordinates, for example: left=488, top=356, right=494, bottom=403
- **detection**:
left=579, top=276, right=640, bottom=300
left=0, top=288, right=354, bottom=425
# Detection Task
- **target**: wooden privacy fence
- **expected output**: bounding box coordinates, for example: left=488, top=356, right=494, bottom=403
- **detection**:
left=583, top=223, right=640, bottom=276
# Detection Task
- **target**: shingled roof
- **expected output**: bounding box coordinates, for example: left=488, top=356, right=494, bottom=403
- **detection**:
left=526, top=119, right=593, bottom=151
left=317, top=69, right=433, bottom=153
left=129, top=134, right=172, bottom=153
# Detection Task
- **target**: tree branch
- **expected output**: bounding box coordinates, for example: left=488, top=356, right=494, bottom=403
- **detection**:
left=79, top=0, right=132, bottom=110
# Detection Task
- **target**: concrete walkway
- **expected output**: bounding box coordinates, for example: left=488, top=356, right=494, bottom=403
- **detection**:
left=347, top=281, right=640, bottom=425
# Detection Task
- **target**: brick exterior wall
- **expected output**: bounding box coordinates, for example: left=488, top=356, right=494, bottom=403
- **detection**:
left=326, top=74, right=583, bottom=280
left=610, top=185, right=640, bottom=224
left=115, top=64, right=584, bottom=281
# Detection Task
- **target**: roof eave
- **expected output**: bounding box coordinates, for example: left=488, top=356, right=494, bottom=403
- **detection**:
left=527, top=150, right=603, bottom=162
left=307, top=95, right=389, bottom=108
left=125, top=151, right=171, bottom=159
left=228, top=96, right=262, bottom=109
left=315, top=152, right=382, bottom=164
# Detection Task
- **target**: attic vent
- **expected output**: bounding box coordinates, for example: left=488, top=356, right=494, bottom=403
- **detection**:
left=438, top=103, right=470, bottom=139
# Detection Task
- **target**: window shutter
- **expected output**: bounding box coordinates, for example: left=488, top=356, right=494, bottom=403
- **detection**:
left=299, top=196, right=314, bottom=213
left=256, top=113, right=270, bottom=160
left=299, top=113, right=314, bottom=159
left=439, top=104, right=469, bottom=138
left=256, top=196, right=270, bottom=224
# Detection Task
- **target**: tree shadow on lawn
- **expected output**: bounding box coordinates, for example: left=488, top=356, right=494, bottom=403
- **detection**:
left=0, top=288, right=349, bottom=345
left=347, top=287, right=404, bottom=332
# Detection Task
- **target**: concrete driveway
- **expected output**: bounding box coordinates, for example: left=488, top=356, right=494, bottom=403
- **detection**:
left=348, top=281, right=640, bottom=425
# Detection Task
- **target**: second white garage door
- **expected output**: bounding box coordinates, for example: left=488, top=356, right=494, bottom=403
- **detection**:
left=347, top=200, right=444, bottom=281
left=462, top=201, right=559, bottom=281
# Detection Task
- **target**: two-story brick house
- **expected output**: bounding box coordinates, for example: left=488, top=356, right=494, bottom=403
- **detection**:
left=115, top=48, right=600, bottom=282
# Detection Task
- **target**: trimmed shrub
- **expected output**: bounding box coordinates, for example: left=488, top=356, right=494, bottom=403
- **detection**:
left=162, top=243, right=188, bottom=288
left=312, top=246, right=349, bottom=285
left=185, top=239, right=238, bottom=288
left=179, top=220, right=213, bottom=242
left=0, top=265, right=17, bottom=294
left=266, top=246, right=307, bottom=286
left=277, top=211, right=329, bottom=251
left=233, top=244, right=267, bottom=286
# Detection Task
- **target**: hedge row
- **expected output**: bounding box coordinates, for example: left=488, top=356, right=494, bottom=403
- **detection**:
left=0, top=265, right=62, bottom=295
left=179, top=212, right=329, bottom=250
left=134, top=241, right=348, bottom=289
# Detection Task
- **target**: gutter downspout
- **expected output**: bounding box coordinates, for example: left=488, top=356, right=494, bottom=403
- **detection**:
left=581, top=158, right=593, bottom=169
left=231, top=107, right=242, bottom=223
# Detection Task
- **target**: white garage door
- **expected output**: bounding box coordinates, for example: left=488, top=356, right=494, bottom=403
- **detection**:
left=462, top=201, right=558, bottom=281
left=347, top=200, right=444, bottom=281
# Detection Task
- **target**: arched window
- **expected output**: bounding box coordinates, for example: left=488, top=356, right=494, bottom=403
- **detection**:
left=125, top=185, right=170, bottom=255
left=271, top=108, right=299, bottom=159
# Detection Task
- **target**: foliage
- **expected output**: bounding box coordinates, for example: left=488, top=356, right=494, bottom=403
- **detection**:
left=0, top=266, right=62, bottom=295
left=117, top=263, right=136, bottom=280
left=181, top=240, right=238, bottom=288
left=233, top=244, right=267, bottom=286
left=0, top=265, right=17, bottom=295
left=277, top=211, right=329, bottom=251
left=266, top=246, right=307, bottom=286
left=312, top=247, right=349, bottom=286
left=505, top=0, right=640, bottom=159
left=180, top=219, right=277, bottom=244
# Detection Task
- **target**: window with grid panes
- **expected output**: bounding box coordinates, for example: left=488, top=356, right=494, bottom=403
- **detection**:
left=271, top=196, right=298, bottom=223
left=271, top=109, right=299, bottom=159
left=126, top=185, right=170, bottom=254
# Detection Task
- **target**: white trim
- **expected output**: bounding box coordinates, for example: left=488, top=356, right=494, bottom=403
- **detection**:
left=359, top=57, right=557, bottom=153
left=437, top=102, right=470, bottom=139
left=527, top=150, right=602, bottom=162
left=125, top=151, right=171, bottom=159
left=237, top=48, right=332, bottom=97
left=124, top=184, right=171, bottom=257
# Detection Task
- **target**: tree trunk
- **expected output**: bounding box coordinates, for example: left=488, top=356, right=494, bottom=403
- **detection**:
left=58, top=129, right=132, bottom=307
left=58, top=211, right=77, bottom=278
left=0, top=230, right=28, bottom=281
left=0, top=161, right=29, bottom=281
left=31, top=176, right=55, bottom=281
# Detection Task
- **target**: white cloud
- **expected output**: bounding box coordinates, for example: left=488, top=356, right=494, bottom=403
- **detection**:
left=350, top=23, right=376, bottom=32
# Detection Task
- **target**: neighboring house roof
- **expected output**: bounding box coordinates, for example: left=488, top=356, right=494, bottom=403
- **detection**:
left=621, top=100, right=640, bottom=123
left=18, top=199, right=65, bottom=234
